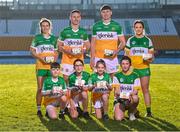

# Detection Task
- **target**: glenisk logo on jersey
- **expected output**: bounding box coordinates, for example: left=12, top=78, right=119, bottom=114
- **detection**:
left=96, top=32, right=117, bottom=40
left=64, top=39, right=83, bottom=47
left=36, top=45, right=54, bottom=53
left=120, top=84, right=133, bottom=91
left=130, top=47, right=148, bottom=56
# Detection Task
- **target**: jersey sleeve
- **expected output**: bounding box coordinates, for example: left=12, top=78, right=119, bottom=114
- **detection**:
left=31, top=37, right=37, bottom=48
left=134, top=78, right=141, bottom=90
left=148, top=38, right=154, bottom=50
left=54, top=37, right=58, bottom=50
left=88, top=75, right=94, bottom=87
left=85, top=73, right=90, bottom=85
left=92, top=25, right=97, bottom=37
left=58, top=30, right=65, bottom=42
left=117, top=25, right=124, bottom=36
left=113, top=76, right=119, bottom=84
left=83, top=30, right=89, bottom=42
left=125, top=38, right=131, bottom=49
left=124, top=38, right=131, bottom=56
left=62, top=79, right=67, bottom=91
left=108, top=76, right=112, bottom=85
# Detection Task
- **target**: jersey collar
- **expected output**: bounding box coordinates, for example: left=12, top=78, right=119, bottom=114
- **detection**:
left=122, top=67, right=133, bottom=76
left=70, top=26, right=79, bottom=33
left=102, top=20, right=111, bottom=25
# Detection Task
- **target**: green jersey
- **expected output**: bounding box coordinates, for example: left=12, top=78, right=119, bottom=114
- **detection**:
left=42, top=76, right=66, bottom=92
left=89, top=73, right=112, bottom=93
left=114, top=71, right=140, bottom=99
left=68, top=71, right=90, bottom=87
left=31, top=34, right=57, bottom=69
left=58, top=26, right=89, bottom=64
left=92, top=20, right=123, bottom=58
left=125, top=35, right=154, bottom=69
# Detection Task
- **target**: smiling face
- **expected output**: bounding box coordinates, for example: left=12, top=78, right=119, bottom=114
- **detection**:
left=96, top=63, right=106, bottom=76
left=40, top=21, right=50, bottom=34
left=70, top=12, right=81, bottom=26
left=120, top=60, right=131, bottom=73
left=74, top=60, right=84, bottom=74
left=51, top=68, right=60, bottom=78
left=101, top=9, right=112, bottom=21
left=134, top=22, right=144, bottom=36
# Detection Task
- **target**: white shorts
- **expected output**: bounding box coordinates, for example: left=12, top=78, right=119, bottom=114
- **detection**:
left=46, top=101, right=59, bottom=110
left=94, top=100, right=103, bottom=109
left=61, top=64, right=75, bottom=76
left=94, top=57, right=119, bottom=74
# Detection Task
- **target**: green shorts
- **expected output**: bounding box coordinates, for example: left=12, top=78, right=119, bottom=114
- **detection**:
left=134, top=68, right=151, bottom=78
left=37, top=69, right=51, bottom=77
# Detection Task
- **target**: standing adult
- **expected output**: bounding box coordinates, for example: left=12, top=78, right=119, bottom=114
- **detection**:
left=58, top=9, right=90, bottom=84
left=30, top=18, right=58, bottom=116
left=90, top=5, right=126, bottom=78
left=125, top=20, right=154, bottom=117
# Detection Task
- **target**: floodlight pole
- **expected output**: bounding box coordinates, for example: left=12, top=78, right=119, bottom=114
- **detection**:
left=5, top=0, right=9, bottom=34
left=164, top=0, right=168, bottom=32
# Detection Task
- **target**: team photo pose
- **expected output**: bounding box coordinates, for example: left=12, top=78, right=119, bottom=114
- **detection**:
left=90, top=5, right=126, bottom=78
left=89, top=59, right=112, bottom=120
left=125, top=20, right=154, bottom=117
left=68, top=59, right=90, bottom=119
left=42, top=62, right=67, bottom=119
left=113, top=56, right=141, bottom=121
left=30, top=18, right=58, bottom=116
left=58, top=9, right=90, bottom=84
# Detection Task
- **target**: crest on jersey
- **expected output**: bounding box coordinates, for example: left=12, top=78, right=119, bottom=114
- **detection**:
left=144, top=42, right=147, bottom=45
left=132, top=41, right=136, bottom=45
left=112, top=27, right=115, bottom=31
left=120, top=78, right=124, bottom=83
left=66, top=34, right=71, bottom=37
left=81, top=35, right=84, bottom=39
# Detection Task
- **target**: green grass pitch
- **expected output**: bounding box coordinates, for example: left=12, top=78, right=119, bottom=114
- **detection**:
left=0, top=64, right=179, bottom=131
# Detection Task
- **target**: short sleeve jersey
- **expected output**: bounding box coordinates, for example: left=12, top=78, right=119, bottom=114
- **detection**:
left=89, top=72, right=112, bottom=102
left=114, top=71, right=140, bottom=99
left=42, top=76, right=66, bottom=106
left=68, top=71, right=90, bottom=87
left=89, top=72, right=112, bottom=88
left=58, top=26, right=88, bottom=65
left=31, top=34, right=57, bottom=69
left=125, top=36, right=154, bottom=69
left=92, top=20, right=123, bottom=58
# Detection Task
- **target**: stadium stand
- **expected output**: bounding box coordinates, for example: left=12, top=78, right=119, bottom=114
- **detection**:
left=0, top=19, right=94, bottom=36
left=0, top=0, right=179, bottom=64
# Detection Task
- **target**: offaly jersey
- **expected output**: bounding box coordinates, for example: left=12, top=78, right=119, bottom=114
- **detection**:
left=92, top=20, right=123, bottom=58
left=114, top=71, right=140, bottom=99
left=89, top=72, right=112, bottom=102
left=58, top=26, right=89, bottom=65
left=68, top=71, right=90, bottom=87
left=42, top=76, right=66, bottom=106
left=31, top=34, right=57, bottom=69
left=125, top=36, right=154, bottom=69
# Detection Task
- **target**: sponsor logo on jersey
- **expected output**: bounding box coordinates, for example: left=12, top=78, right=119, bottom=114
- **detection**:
left=120, top=84, right=133, bottom=91
left=96, top=32, right=117, bottom=40
left=64, top=39, right=83, bottom=46
left=130, top=47, right=148, bottom=56
left=36, top=45, right=54, bottom=53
